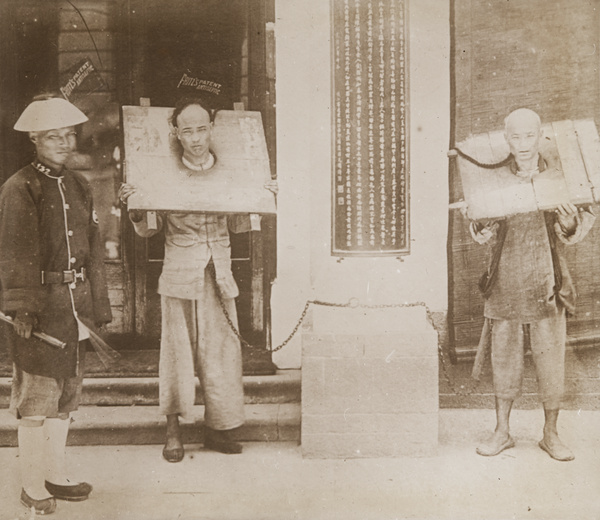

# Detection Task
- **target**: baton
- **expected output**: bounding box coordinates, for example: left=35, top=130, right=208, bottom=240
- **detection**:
left=0, top=311, right=67, bottom=349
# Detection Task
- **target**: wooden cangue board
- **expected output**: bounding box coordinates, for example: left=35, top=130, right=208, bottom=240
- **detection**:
left=122, top=106, right=276, bottom=214
left=455, top=119, right=600, bottom=220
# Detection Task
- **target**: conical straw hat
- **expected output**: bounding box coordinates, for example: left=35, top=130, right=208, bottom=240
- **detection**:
left=14, top=98, right=88, bottom=132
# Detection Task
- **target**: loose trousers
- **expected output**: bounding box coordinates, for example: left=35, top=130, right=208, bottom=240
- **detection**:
left=490, top=311, right=566, bottom=409
left=159, top=273, right=245, bottom=430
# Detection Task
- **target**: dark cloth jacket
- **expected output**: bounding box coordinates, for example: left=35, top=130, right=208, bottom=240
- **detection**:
left=0, top=162, right=112, bottom=378
left=472, top=155, right=596, bottom=321
left=470, top=156, right=595, bottom=379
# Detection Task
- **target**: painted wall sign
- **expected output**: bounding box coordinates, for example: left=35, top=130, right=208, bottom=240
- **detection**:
left=60, top=58, right=106, bottom=100
left=331, top=0, right=409, bottom=256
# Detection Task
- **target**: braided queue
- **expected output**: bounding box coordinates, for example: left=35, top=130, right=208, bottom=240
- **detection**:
left=453, top=147, right=513, bottom=169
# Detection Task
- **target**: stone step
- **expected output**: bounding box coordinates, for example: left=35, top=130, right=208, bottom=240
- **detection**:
left=0, top=403, right=301, bottom=447
left=0, top=369, right=301, bottom=407
left=0, top=348, right=278, bottom=378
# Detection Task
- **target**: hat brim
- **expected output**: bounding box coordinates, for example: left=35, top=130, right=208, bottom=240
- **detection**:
left=14, top=98, right=89, bottom=132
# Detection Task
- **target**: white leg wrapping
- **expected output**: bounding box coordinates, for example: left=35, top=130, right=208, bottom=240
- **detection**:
left=44, top=417, right=71, bottom=485
left=18, top=421, right=53, bottom=500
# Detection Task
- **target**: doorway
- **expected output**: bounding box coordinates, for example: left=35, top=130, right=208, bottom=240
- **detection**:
left=117, top=0, right=277, bottom=374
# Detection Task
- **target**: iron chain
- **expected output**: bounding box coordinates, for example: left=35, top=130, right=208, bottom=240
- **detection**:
left=217, top=292, right=430, bottom=353
left=217, top=291, right=481, bottom=395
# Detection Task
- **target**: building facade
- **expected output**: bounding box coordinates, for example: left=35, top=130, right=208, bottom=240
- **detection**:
left=0, top=0, right=599, bottom=455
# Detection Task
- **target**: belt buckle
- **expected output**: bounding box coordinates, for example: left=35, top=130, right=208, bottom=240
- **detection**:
left=63, top=269, right=85, bottom=285
left=63, top=270, right=76, bottom=284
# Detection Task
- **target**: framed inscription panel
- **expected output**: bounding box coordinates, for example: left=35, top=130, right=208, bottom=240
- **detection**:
left=122, top=106, right=276, bottom=214
left=331, top=0, right=409, bottom=256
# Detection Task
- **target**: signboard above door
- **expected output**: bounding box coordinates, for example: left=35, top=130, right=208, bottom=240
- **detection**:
left=122, top=105, right=276, bottom=214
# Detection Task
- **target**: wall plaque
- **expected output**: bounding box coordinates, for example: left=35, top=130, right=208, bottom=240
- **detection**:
left=332, top=0, right=409, bottom=256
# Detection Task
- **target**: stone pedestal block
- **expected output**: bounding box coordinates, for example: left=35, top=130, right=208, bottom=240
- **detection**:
left=301, top=309, right=439, bottom=458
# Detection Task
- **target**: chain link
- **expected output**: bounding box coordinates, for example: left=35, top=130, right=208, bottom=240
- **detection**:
left=216, top=292, right=314, bottom=353
left=216, top=291, right=480, bottom=395
left=217, top=292, right=430, bottom=352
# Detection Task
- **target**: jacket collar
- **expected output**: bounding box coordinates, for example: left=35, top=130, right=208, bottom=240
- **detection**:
left=31, top=159, right=64, bottom=179
left=508, top=153, right=547, bottom=178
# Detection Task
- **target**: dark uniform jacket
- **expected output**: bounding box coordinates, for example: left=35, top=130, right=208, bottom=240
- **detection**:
left=0, top=161, right=112, bottom=378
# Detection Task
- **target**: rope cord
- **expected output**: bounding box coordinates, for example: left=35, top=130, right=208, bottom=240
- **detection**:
left=453, top=147, right=512, bottom=169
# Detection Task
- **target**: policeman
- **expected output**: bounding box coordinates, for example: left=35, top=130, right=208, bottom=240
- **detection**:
left=0, top=94, right=112, bottom=514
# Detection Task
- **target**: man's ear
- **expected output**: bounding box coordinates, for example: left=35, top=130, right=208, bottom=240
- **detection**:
left=169, top=123, right=180, bottom=140
left=29, top=132, right=38, bottom=144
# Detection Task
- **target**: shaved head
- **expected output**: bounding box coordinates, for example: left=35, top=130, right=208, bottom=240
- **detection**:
left=504, top=108, right=542, bottom=169
left=504, top=108, right=541, bottom=134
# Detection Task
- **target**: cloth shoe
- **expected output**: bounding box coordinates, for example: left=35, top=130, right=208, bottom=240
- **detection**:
left=162, top=445, right=185, bottom=463
left=476, top=435, right=515, bottom=457
left=538, top=439, right=575, bottom=461
left=45, top=481, right=92, bottom=501
left=20, top=489, right=57, bottom=515
left=204, top=426, right=243, bottom=454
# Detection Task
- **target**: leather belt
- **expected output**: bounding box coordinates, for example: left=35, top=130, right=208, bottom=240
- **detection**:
left=41, top=268, right=86, bottom=285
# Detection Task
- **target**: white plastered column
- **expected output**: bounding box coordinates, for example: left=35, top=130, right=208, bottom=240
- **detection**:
left=272, top=0, right=450, bottom=370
